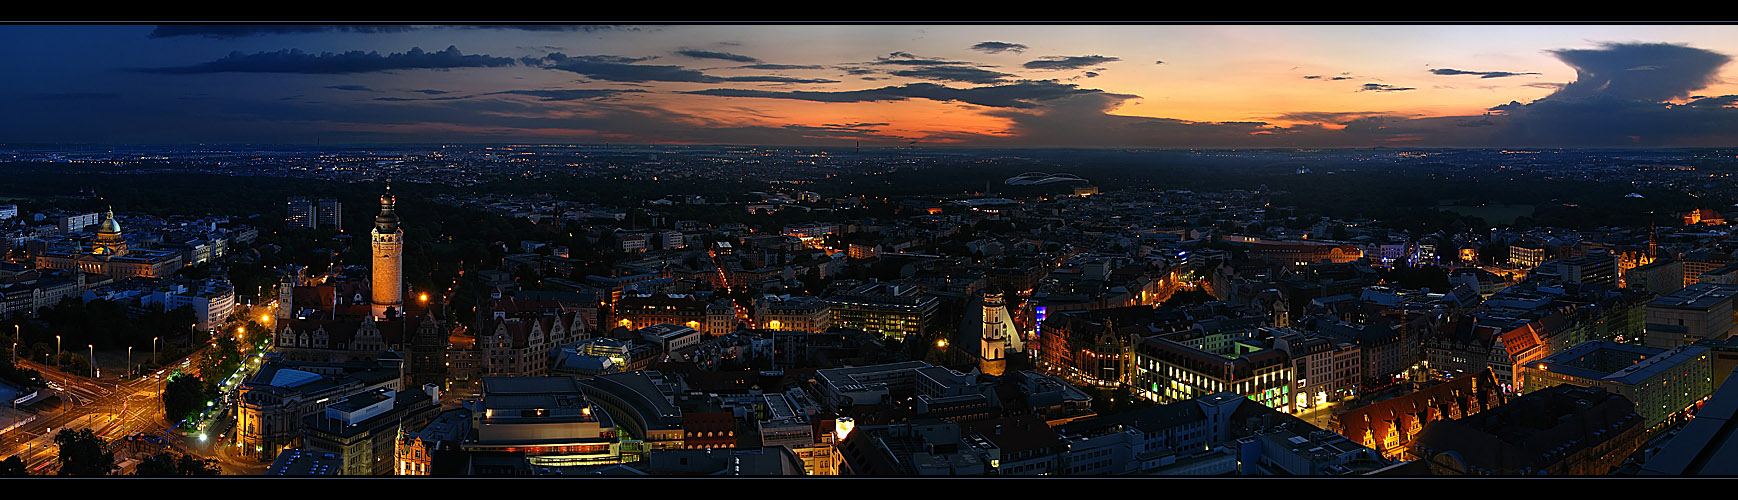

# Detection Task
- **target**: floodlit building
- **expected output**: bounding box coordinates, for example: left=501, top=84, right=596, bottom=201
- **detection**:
left=463, top=376, right=624, bottom=466
left=825, top=282, right=939, bottom=341
left=35, top=208, right=182, bottom=279
left=1519, top=340, right=1713, bottom=433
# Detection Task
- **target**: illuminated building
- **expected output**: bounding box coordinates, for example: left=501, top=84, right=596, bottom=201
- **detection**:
left=1519, top=340, right=1712, bottom=434
left=395, top=407, right=470, bottom=476
left=315, top=198, right=342, bottom=229
left=1509, top=240, right=1546, bottom=270
left=1639, top=363, right=1738, bottom=475
left=58, top=212, right=98, bottom=232
left=680, top=412, right=737, bottom=450
left=977, top=286, right=1023, bottom=377
left=753, top=294, right=830, bottom=333
left=1681, top=249, right=1731, bottom=288
left=825, top=282, right=938, bottom=341
left=1131, top=333, right=1294, bottom=413
left=285, top=197, right=314, bottom=229
left=478, top=303, right=587, bottom=377
left=35, top=208, right=182, bottom=279
left=237, top=356, right=407, bottom=462
left=1270, top=329, right=1361, bottom=410
left=1684, top=208, right=1726, bottom=226
left=1410, top=384, right=1645, bottom=475
left=463, top=376, right=624, bottom=466
left=1644, top=283, right=1738, bottom=349
left=370, top=184, right=404, bottom=318
left=1035, top=310, right=1135, bottom=389
left=575, top=371, right=687, bottom=454
left=611, top=293, right=709, bottom=331
left=1329, top=369, right=1505, bottom=461
left=300, top=386, right=442, bottom=475
left=1558, top=249, right=1617, bottom=288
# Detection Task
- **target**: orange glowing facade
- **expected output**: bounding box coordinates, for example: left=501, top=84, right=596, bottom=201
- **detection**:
left=371, top=185, right=404, bottom=318
left=1329, top=369, right=1506, bottom=460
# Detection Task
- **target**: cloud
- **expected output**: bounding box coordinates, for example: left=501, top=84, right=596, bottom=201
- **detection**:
left=889, top=66, right=1012, bottom=84
left=410, top=89, right=450, bottom=95
left=1359, top=83, right=1415, bottom=92
left=139, top=46, right=515, bottom=74
left=740, top=64, right=824, bottom=70
left=1023, top=55, right=1119, bottom=70
left=1480, top=42, right=1738, bottom=146
left=1330, top=76, right=1353, bottom=81
left=1547, top=42, right=1731, bottom=102
left=683, top=80, right=1103, bottom=109
left=1154, top=60, right=1165, bottom=65
left=1273, top=111, right=1399, bottom=124
left=868, top=52, right=972, bottom=66
left=1083, top=71, right=1099, bottom=78
left=1429, top=68, right=1541, bottom=78
left=487, top=89, right=648, bottom=101
left=325, top=85, right=375, bottom=92
left=676, top=49, right=760, bottom=63
left=530, top=53, right=833, bottom=84
left=970, top=41, right=1028, bottom=54
left=1303, top=75, right=1322, bottom=80
left=147, top=24, right=631, bottom=38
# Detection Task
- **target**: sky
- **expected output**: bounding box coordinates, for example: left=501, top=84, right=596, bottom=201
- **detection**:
left=7, top=24, right=1738, bottom=148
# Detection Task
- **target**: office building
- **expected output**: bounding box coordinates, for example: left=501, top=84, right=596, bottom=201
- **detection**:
left=286, top=197, right=314, bottom=230
left=1644, top=283, right=1738, bottom=348
left=825, top=282, right=939, bottom=341
left=1519, top=340, right=1713, bottom=433
left=315, top=198, right=342, bottom=230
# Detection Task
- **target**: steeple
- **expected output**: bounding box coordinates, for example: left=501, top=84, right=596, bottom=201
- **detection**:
left=375, top=180, right=400, bottom=233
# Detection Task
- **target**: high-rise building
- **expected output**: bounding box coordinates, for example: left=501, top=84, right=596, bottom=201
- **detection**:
left=371, top=185, right=404, bottom=318
left=315, top=198, right=343, bottom=230
left=286, top=197, right=314, bottom=230
left=59, top=212, right=98, bottom=233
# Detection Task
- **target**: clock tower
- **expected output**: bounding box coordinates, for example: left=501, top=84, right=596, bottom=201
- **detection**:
left=371, top=183, right=404, bottom=318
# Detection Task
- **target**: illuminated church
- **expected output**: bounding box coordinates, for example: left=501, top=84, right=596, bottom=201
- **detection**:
left=35, top=207, right=182, bottom=279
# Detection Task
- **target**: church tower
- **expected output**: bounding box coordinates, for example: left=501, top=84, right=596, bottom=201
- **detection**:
left=371, top=183, right=404, bottom=318
left=979, top=286, right=1009, bottom=376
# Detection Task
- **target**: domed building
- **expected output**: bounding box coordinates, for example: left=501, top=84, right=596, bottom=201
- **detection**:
left=35, top=207, right=182, bottom=279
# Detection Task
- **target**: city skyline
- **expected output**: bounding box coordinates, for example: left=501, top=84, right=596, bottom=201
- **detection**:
left=10, top=24, right=1738, bottom=148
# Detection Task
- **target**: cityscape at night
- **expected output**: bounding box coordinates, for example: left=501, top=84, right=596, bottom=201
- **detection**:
left=7, top=23, right=1738, bottom=477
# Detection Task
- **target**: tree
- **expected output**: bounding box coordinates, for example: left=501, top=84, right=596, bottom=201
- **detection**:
left=164, top=373, right=209, bottom=424
left=133, top=452, right=220, bottom=476
left=53, top=428, right=114, bottom=476
left=0, top=455, right=25, bottom=476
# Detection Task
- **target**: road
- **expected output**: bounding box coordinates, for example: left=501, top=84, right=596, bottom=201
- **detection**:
left=0, top=349, right=208, bottom=474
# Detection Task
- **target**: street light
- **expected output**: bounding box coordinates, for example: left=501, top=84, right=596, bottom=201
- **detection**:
left=153, top=337, right=159, bottom=365
left=89, top=344, right=97, bottom=378
left=55, top=335, right=60, bottom=366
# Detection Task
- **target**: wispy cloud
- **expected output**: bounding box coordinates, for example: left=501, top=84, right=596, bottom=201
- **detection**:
left=1023, top=55, right=1119, bottom=70
left=970, top=41, right=1028, bottom=54
left=138, top=46, right=515, bottom=74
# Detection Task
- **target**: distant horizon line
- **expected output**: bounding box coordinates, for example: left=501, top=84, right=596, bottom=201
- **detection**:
left=2, top=142, right=1733, bottom=152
